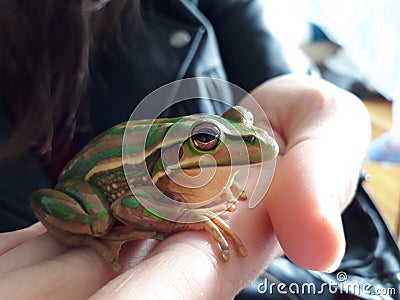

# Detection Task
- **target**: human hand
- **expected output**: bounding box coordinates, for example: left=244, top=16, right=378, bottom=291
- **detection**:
left=241, top=74, right=370, bottom=271
left=0, top=74, right=371, bottom=299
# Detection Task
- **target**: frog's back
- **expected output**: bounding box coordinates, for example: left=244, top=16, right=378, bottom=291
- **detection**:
left=59, top=122, right=128, bottom=181
left=58, top=119, right=175, bottom=182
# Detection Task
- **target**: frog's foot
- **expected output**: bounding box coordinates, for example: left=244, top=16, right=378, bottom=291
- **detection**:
left=210, top=187, right=242, bottom=215
left=38, top=220, right=124, bottom=272
left=88, top=238, right=124, bottom=272
left=189, top=211, right=247, bottom=261
left=98, top=226, right=165, bottom=271
left=102, top=225, right=165, bottom=242
left=206, top=214, right=247, bottom=261
left=211, top=181, right=246, bottom=213
left=43, top=225, right=164, bottom=272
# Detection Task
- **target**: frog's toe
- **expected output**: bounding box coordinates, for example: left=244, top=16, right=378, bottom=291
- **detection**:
left=110, top=260, right=123, bottom=272
left=203, top=219, right=231, bottom=260
left=211, top=216, right=248, bottom=258
left=238, top=245, right=248, bottom=257
left=221, top=249, right=230, bottom=261
left=226, top=204, right=236, bottom=212
left=238, top=191, right=247, bottom=201
left=155, top=232, right=166, bottom=240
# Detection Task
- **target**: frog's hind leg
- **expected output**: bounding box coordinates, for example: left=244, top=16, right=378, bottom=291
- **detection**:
left=31, top=179, right=114, bottom=237
left=30, top=181, right=121, bottom=269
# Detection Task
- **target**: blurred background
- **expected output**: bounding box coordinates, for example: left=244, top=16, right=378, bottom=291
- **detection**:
left=262, top=0, right=400, bottom=239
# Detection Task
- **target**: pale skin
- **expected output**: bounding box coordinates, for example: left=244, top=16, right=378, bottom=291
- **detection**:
left=0, top=74, right=371, bottom=300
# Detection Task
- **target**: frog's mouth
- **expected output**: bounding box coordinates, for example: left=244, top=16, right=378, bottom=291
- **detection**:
left=179, top=160, right=265, bottom=170
left=175, top=144, right=274, bottom=170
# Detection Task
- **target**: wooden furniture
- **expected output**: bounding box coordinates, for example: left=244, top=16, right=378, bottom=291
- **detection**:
left=362, top=99, right=400, bottom=236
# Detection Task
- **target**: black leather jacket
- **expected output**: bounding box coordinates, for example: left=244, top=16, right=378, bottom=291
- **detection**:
left=86, top=0, right=292, bottom=135
left=1, top=1, right=399, bottom=299
left=1, top=0, right=291, bottom=232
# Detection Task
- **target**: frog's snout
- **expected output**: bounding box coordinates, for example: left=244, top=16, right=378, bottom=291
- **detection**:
left=259, top=131, right=279, bottom=161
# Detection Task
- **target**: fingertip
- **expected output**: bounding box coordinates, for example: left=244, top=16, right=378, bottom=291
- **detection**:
left=268, top=186, right=346, bottom=271
left=266, top=154, right=347, bottom=272
left=279, top=213, right=346, bottom=272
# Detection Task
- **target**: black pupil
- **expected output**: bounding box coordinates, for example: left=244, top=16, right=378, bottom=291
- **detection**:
left=193, top=130, right=218, bottom=143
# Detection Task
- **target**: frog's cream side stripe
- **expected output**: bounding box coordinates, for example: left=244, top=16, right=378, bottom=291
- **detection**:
left=84, top=157, right=123, bottom=181
left=85, top=125, right=188, bottom=181
left=63, top=122, right=174, bottom=179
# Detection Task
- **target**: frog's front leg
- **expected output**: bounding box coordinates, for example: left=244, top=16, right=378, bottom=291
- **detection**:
left=212, top=181, right=247, bottom=214
left=230, top=181, right=247, bottom=201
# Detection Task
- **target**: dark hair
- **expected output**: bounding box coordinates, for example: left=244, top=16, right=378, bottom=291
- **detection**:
left=0, top=0, right=140, bottom=158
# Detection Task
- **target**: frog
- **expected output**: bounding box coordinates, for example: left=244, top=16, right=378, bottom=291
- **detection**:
left=31, top=106, right=279, bottom=271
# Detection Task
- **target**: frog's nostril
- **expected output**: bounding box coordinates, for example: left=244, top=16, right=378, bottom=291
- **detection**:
left=268, top=138, right=279, bottom=157
left=243, top=135, right=256, bottom=143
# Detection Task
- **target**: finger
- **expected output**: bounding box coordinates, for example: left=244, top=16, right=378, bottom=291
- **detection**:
left=267, top=143, right=347, bottom=271
left=0, top=223, right=46, bottom=255
left=90, top=201, right=282, bottom=300
left=0, top=201, right=279, bottom=300
left=0, top=247, right=116, bottom=300
left=247, top=74, right=371, bottom=271
left=0, top=232, right=69, bottom=274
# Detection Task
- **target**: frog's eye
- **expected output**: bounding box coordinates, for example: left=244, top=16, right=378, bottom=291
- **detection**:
left=191, top=123, right=220, bottom=151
